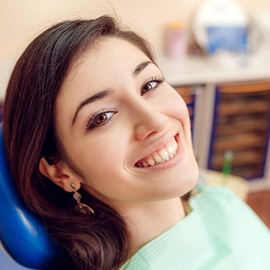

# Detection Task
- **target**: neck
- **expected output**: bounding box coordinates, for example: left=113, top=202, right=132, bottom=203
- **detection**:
left=121, top=198, right=185, bottom=253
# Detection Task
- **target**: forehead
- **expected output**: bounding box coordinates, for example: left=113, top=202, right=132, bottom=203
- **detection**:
left=62, top=37, right=150, bottom=88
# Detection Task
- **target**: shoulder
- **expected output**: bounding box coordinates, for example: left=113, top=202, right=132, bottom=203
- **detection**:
left=189, top=185, right=250, bottom=218
left=191, top=184, right=241, bottom=205
left=190, top=184, right=248, bottom=210
left=189, top=184, right=270, bottom=236
left=188, top=185, right=270, bottom=268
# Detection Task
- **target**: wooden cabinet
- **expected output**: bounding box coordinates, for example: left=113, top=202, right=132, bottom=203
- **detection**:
left=208, top=81, right=270, bottom=180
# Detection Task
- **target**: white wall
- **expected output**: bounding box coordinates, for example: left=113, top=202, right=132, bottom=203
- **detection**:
left=1, top=0, right=270, bottom=60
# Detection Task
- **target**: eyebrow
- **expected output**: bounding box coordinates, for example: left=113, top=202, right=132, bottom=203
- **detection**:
left=72, top=60, right=153, bottom=126
left=72, top=89, right=111, bottom=125
left=133, top=61, right=152, bottom=77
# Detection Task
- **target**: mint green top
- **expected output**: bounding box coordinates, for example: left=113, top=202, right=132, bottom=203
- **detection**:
left=120, top=186, right=270, bottom=269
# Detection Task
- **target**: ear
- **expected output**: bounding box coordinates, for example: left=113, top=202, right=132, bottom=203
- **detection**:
left=39, top=157, right=81, bottom=192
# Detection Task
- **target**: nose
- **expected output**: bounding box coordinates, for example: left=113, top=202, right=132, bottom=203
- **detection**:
left=132, top=100, right=168, bottom=140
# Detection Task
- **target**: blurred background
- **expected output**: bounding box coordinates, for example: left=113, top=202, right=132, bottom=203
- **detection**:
left=1, top=0, right=270, bottom=268
left=0, top=0, right=270, bottom=59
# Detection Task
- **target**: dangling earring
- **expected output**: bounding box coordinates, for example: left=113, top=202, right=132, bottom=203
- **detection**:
left=71, top=183, right=95, bottom=216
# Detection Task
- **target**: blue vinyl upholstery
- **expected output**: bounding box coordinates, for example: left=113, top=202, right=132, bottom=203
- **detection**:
left=0, top=127, right=58, bottom=269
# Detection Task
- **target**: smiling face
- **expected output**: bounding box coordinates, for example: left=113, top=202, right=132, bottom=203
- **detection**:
left=54, top=37, right=198, bottom=210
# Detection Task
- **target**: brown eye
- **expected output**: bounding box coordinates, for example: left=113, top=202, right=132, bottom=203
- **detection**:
left=95, top=113, right=108, bottom=125
left=142, top=81, right=158, bottom=94
left=86, top=111, right=116, bottom=131
left=141, top=78, right=164, bottom=95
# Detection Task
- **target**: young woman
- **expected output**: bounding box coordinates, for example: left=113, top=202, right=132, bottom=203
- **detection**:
left=3, top=15, right=270, bottom=270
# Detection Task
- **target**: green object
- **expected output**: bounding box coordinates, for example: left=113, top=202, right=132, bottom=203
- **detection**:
left=120, top=186, right=270, bottom=269
left=222, top=150, right=233, bottom=185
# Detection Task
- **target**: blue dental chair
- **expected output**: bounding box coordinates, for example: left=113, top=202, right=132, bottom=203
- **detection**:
left=0, top=127, right=59, bottom=269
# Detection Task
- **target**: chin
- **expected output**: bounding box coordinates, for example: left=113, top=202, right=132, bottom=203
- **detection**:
left=175, top=159, right=199, bottom=197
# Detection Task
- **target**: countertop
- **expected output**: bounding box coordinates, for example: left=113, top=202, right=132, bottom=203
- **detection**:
left=158, top=50, right=270, bottom=86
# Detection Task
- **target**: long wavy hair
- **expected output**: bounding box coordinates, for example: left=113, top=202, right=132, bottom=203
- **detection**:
left=3, top=15, right=154, bottom=270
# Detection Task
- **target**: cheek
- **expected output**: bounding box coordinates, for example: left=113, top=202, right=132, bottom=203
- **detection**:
left=77, top=137, right=134, bottom=201
left=70, top=133, right=128, bottom=182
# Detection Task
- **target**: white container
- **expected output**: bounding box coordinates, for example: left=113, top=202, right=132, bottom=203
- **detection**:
left=193, top=0, right=249, bottom=54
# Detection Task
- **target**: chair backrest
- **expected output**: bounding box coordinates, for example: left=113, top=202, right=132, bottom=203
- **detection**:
left=0, top=126, right=58, bottom=269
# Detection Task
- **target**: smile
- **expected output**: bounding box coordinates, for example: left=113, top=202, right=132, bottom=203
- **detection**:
left=135, top=137, right=178, bottom=168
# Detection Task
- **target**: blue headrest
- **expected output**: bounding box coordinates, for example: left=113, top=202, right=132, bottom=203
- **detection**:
left=0, top=126, right=58, bottom=269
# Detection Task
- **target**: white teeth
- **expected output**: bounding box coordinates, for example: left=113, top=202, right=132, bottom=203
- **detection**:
left=159, top=149, right=169, bottom=160
left=166, top=145, right=175, bottom=155
left=153, top=153, right=162, bottom=163
left=146, top=157, right=156, bottom=166
left=136, top=137, right=178, bottom=168
left=172, top=140, right=177, bottom=150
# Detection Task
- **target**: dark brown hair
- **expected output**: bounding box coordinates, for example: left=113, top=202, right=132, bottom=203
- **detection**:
left=3, top=15, right=154, bottom=270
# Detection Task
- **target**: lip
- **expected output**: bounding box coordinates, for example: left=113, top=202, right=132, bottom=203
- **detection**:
left=133, top=133, right=183, bottom=170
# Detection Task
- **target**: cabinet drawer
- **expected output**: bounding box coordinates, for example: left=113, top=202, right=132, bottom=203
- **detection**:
left=208, top=81, right=270, bottom=180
